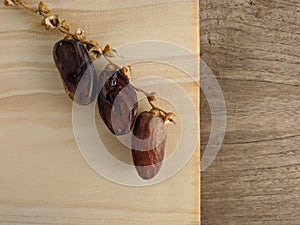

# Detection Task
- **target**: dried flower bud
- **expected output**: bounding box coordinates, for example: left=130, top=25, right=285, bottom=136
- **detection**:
left=103, top=44, right=119, bottom=58
left=120, top=65, right=132, bottom=80
left=164, top=112, right=176, bottom=124
left=61, top=19, right=71, bottom=31
left=148, top=92, right=158, bottom=102
left=42, top=14, right=60, bottom=30
left=88, top=46, right=103, bottom=60
left=38, top=1, right=51, bottom=14
left=103, top=44, right=112, bottom=53
left=4, top=0, right=18, bottom=6
left=75, top=28, right=86, bottom=41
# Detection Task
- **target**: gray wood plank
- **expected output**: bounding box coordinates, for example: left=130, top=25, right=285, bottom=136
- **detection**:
left=200, top=0, right=300, bottom=224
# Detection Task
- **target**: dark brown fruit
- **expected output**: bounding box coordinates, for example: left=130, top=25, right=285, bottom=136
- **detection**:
left=98, top=69, right=138, bottom=135
left=53, top=39, right=97, bottom=105
left=131, top=110, right=167, bottom=180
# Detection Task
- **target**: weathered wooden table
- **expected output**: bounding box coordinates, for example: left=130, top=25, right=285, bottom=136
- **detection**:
left=201, top=0, right=300, bottom=224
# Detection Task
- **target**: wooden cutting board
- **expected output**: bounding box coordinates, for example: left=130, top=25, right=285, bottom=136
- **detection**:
left=0, top=1, right=199, bottom=224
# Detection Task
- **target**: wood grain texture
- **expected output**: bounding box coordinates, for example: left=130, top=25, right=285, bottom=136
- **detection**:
left=0, top=1, right=200, bottom=224
left=200, top=0, right=300, bottom=224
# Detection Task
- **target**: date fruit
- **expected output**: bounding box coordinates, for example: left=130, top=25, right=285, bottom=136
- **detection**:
left=131, top=110, right=167, bottom=179
left=98, top=68, right=138, bottom=135
left=53, top=39, right=97, bottom=105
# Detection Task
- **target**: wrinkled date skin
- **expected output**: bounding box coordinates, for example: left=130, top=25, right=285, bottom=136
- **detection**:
left=131, top=111, right=167, bottom=180
left=98, top=69, right=138, bottom=135
left=53, top=39, right=97, bottom=105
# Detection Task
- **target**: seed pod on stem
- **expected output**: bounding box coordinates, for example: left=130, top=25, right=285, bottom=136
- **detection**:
left=131, top=109, right=174, bottom=180
left=97, top=66, right=138, bottom=135
left=53, top=39, right=97, bottom=105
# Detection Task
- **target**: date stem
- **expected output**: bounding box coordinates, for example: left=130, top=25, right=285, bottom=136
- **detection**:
left=4, top=0, right=175, bottom=124
left=132, top=86, right=176, bottom=124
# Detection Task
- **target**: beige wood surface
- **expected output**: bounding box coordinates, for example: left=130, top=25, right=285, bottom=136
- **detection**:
left=0, top=0, right=200, bottom=225
left=201, top=0, right=300, bottom=224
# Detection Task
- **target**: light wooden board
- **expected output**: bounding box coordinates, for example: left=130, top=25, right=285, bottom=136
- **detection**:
left=0, top=0, right=200, bottom=224
left=201, top=0, right=300, bottom=224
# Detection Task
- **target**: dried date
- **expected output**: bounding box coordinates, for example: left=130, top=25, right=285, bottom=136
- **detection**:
left=53, top=39, right=97, bottom=105
left=97, top=68, right=138, bottom=135
left=131, top=110, right=167, bottom=179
